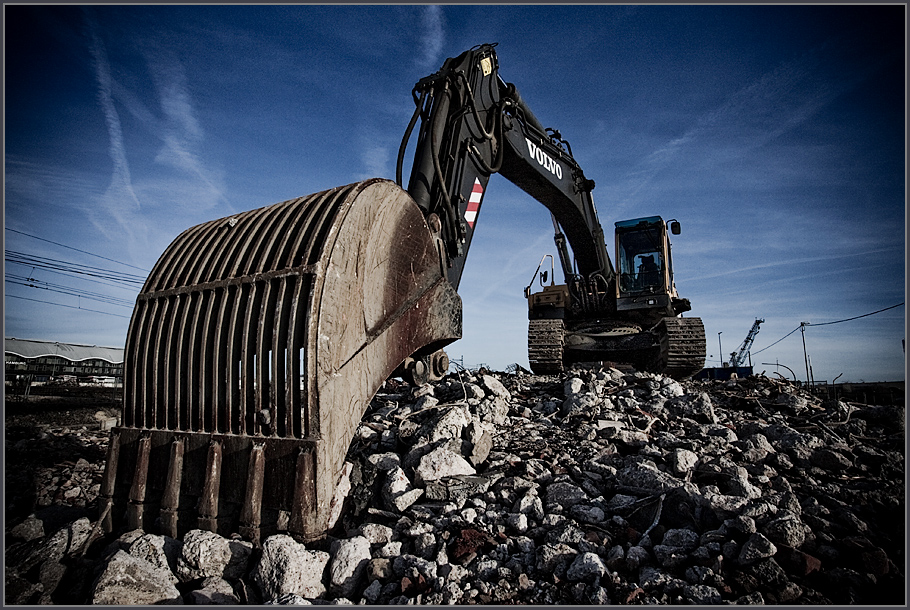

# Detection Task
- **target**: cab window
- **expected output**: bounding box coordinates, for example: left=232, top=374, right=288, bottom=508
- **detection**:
left=618, top=231, right=664, bottom=293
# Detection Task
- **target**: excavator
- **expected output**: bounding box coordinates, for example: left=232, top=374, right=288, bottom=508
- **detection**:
left=525, top=214, right=704, bottom=376
left=98, top=44, right=705, bottom=545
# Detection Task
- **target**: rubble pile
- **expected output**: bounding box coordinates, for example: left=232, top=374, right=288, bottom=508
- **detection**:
left=5, top=366, right=905, bottom=605
left=6, top=423, right=109, bottom=525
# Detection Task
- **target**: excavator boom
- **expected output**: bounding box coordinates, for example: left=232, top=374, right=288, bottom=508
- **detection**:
left=401, top=44, right=612, bottom=288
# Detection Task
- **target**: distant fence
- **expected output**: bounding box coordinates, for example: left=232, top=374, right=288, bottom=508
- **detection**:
left=810, top=381, right=905, bottom=406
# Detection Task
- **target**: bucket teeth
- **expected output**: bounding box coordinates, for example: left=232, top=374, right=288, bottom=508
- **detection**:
left=98, top=431, right=121, bottom=533
left=197, top=440, right=223, bottom=533
left=239, top=443, right=266, bottom=546
left=101, top=179, right=462, bottom=541
left=160, top=438, right=185, bottom=538
left=127, top=435, right=152, bottom=530
left=289, top=446, right=318, bottom=538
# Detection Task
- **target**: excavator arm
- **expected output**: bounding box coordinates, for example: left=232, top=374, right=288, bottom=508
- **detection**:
left=399, top=43, right=613, bottom=290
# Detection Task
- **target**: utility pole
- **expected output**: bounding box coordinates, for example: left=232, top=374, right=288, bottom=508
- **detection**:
left=718, top=332, right=724, bottom=367
left=800, top=322, right=810, bottom=387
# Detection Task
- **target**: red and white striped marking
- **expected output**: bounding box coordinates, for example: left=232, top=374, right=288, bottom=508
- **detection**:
left=465, top=178, right=483, bottom=227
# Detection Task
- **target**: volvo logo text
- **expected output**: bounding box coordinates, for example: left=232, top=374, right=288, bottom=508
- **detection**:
left=525, top=138, right=563, bottom=180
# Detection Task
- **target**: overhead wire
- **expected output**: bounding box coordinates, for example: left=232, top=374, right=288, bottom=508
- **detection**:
left=6, top=250, right=146, bottom=286
left=751, top=326, right=801, bottom=355
left=751, top=302, right=905, bottom=356
left=5, top=229, right=147, bottom=322
left=6, top=273, right=135, bottom=308
left=7, top=295, right=132, bottom=319
left=6, top=258, right=143, bottom=293
left=803, top=302, right=904, bottom=326
left=5, top=227, right=149, bottom=272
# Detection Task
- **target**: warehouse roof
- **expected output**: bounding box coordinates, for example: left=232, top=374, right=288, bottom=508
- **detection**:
left=5, top=338, right=124, bottom=364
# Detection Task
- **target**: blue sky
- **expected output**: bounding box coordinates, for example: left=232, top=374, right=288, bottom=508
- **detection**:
left=4, top=4, right=905, bottom=383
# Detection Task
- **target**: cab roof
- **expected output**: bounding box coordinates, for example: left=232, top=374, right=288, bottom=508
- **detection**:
left=614, top=216, right=663, bottom=229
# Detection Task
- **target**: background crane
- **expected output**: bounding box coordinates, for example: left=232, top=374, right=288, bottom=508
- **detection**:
left=730, top=318, right=764, bottom=368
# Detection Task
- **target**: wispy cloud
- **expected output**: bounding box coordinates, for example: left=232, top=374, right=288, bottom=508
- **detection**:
left=617, top=38, right=882, bottom=210
left=82, top=8, right=146, bottom=251
left=688, top=245, right=902, bottom=283
left=144, top=50, right=226, bottom=212
left=464, top=228, right=554, bottom=304
left=80, top=9, right=228, bottom=259
left=154, top=63, right=203, bottom=140
left=418, top=6, right=445, bottom=69
left=360, top=145, right=390, bottom=180
left=109, top=79, right=158, bottom=128
left=5, top=157, right=101, bottom=207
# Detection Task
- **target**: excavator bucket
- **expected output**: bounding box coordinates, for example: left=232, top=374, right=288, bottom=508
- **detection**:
left=98, top=178, right=461, bottom=543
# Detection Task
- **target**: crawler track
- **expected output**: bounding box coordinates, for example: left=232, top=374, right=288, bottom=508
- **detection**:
left=528, top=319, right=565, bottom=374
left=655, top=316, right=706, bottom=379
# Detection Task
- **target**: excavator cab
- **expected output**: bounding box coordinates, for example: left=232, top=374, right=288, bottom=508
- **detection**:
left=614, top=216, right=686, bottom=316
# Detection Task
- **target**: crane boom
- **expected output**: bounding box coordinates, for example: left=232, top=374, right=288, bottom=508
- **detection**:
left=730, top=318, right=764, bottom=367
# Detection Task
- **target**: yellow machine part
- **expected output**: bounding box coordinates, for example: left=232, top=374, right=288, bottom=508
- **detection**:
left=99, top=178, right=461, bottom=543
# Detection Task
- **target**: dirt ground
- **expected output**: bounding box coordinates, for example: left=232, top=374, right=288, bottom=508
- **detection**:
left=6, top=395, right=116, bottom=429
left=5, top=389, right=121, bottom=529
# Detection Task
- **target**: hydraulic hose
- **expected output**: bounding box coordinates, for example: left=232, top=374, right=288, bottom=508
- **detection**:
left=397, top=89, right=427, bottom=187
left=456, top=72, right=496, bottom=141
left=468, top=100, right=506, bottom=175
left=425, top=87, right=462, bottom=249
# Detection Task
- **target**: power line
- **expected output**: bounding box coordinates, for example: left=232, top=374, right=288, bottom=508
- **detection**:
left=805, top=302, right=904, bottom=326
left=4, top=230, right=147, bottom=324
left=6, top=273, right=135, bottom=308
left=6, top=250, right=147, bottom=281
left=752, top=326, right=801, bottom=356
left=751, top=302, right=905, bottom=356
left=5, top=227, right=149, bottom=272
left=5, top=246, right=145, bottom=323
left=6, top=250, right=147, bottom=286
left=7, top=294, right=132, bottom=319
left=6, top=257, right=144, bottom=293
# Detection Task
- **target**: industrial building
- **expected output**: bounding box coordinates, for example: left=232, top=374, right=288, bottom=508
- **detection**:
left=5, top=338, right=124, bottom=388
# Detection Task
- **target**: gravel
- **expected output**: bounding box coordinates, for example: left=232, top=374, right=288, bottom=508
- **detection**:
left=5, top=365, right=905, bottom=605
